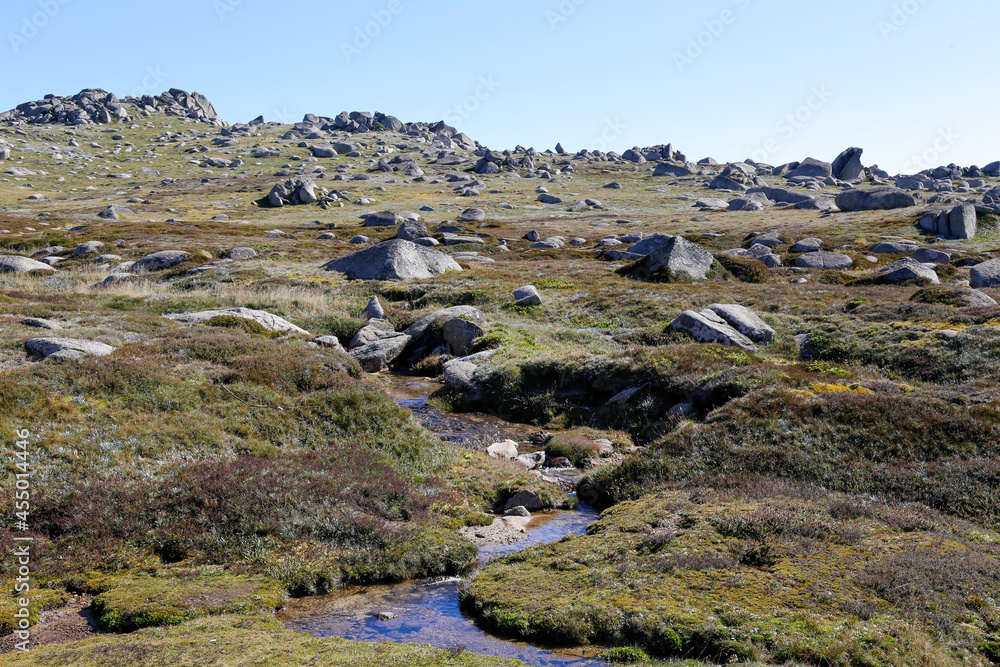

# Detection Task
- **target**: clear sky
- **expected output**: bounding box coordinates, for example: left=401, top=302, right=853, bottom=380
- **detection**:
left=1, top=0, right=995, bottom=174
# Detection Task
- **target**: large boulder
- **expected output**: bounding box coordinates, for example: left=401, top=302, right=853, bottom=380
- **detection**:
left=970, top=258, right=1000, bottom=289
left=628, top=234, right=674, bottom=256
left=703, top=304, right=775, bottom=344
left=442, top=318, right=484, bottom=357
left=131, top=250, right=190, bottom=272
left=349, top=333, right=411, bottom=373
left=0, top=255, right=57, bottom=274
left=457, top=208, right=486, bottom=223
left=362, top=211, right=401, bottom=227
left=878, top=258, right=939, bottom=285
left=167, top=307, right=309, bottom=334
left=652, top=162, right=692, bottom=177
left=670, top=310, right=757, bottom=353
left=404, top=306, right=485, bottom=344
left=835, top=187, right=916, bottom=211
left=26, top=337, right=114, bottom=361
left=831, top=147, right=864, bottom=181
left=349, top=319, right=395, bottom=349
left=635, top=236, right=714, bottom=281
left=795, top=252, right=854, bottom=270
left=918, top=204, right=977, bottom=240
left=397, top=220, right=430, bottom=242
left=784, top=157, right=832, bottom=180
left=321, top=239, right=462, bottom=280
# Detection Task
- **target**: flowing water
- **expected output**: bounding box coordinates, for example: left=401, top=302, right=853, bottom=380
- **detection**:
left=281, top=376, right=605, bottom=666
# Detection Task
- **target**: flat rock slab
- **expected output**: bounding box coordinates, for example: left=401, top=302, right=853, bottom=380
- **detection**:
left=168, top=307, right=309, bottom=334
left=0, top=255, right=57, bottom=274
left=26, top=337, right=114, bottom=361
left=879, top=258, right=939, bottom=285
left=704, top=304, right=775, bottom=344
left=795, top=251, right=854, bottom=270
left=670, top=310, right=758, bottom=353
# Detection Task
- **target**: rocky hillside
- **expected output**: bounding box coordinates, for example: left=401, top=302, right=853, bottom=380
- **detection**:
left=0, top=88, right=226, bottom=127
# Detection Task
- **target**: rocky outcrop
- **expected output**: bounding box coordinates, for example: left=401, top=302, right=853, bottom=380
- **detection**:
left=918, top=204, right=977, bottom=240
left=0, top=88, right=226, bottom=127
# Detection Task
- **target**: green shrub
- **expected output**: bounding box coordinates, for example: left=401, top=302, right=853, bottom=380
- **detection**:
left=910, top=286, right=970, bottom=307
left=716, top=254, right=771, bottom=283
left=204, top=315, right=276, bottom=336
left=602, top=646, right=650, bottom=662
left=545, top=433, right=600, bottom=467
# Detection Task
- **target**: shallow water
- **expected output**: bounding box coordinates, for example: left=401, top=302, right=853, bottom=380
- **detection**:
left=282, top=376, right=605, bottom=666
left=282, top=505, right=602, bottom=667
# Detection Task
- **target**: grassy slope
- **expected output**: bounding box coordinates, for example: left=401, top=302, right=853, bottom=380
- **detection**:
left=4, top=110, right=1000, bottom=664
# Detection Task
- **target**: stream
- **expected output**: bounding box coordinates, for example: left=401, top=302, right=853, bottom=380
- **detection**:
left=280, top=376, right=605, bottom=666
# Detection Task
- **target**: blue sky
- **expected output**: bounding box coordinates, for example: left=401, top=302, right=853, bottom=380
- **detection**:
left=1, top=0, right=994, bottom=173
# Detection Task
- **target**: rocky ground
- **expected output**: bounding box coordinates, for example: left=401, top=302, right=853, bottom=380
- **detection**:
left=2, top=88, right=1000, bottom=666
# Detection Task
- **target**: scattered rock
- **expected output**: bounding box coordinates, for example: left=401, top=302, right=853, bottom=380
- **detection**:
left=227, top=247, right=257, bottom=260
left=26, top=337, right=114, bottom=361
left=97, top=204, right=137, bottom=220
left=512, top=285, right=542, bottom=307
left=131, top=250, right=190, bottom=273
left=21, top=317, right=62, bottom=330
left=362, top=296, right=386, bottom=320
left=487, top=440, right=520, bottom=460
left=502, top=489, right=544, bottom=513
